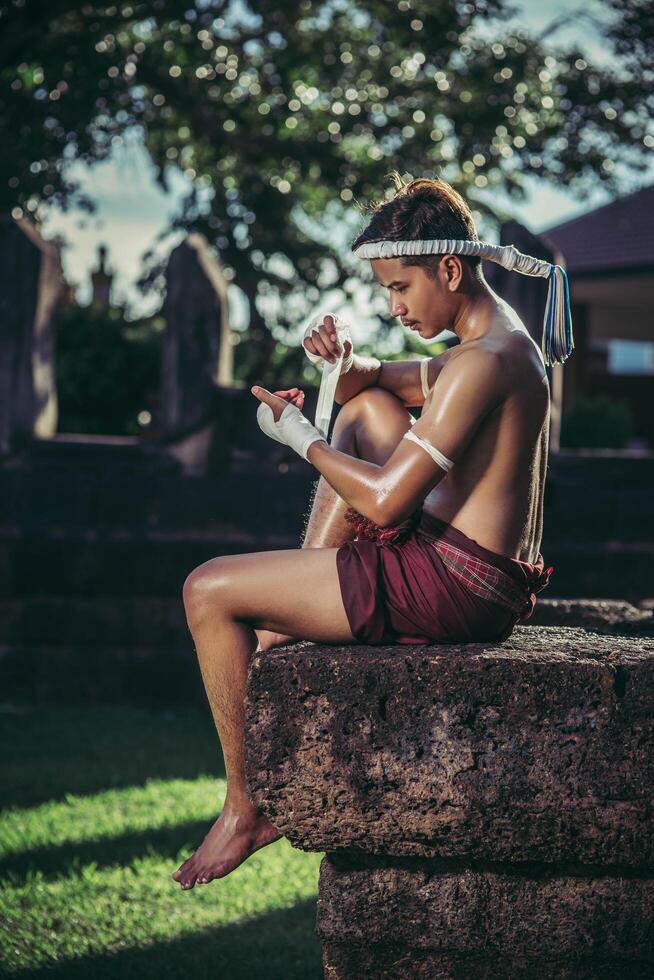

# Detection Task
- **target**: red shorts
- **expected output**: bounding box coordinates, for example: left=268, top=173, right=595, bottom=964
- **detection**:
left=335, top=508, right=552, bottom=646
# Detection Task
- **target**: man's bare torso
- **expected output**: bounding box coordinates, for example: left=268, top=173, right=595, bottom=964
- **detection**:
left=420, top=310, right=550, bottom=564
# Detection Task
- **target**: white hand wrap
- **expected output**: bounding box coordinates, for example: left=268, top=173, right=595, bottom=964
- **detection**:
left=302, top=311, right=354, bottom=440
left=256, top=400, right=327, bottom=462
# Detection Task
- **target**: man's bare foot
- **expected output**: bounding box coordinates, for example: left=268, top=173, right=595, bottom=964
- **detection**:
left=172, top=801, right=284, bottom=889
left=255, top=628, right=295, bottom=652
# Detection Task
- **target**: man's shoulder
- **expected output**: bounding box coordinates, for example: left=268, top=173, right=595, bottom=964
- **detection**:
left=445, top=332, right=546, bottom=388
left=439, top=342, right=503, bottom=384
left=422, top=345, right=505, bottom=422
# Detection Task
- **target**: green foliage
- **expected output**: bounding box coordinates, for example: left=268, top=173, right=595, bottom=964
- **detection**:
left=2, top=1, right=650, bottom=383
left=2, top=0, right=649, bottom=222
left=560, top=395, right=634, bottom=449
left=55, top=304, right=162, bottom=435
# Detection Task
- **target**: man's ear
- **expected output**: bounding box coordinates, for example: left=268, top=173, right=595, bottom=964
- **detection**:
left=441, top=254, right=464, bottom=291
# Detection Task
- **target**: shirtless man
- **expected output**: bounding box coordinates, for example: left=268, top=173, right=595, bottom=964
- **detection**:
left=172, top=178, right=556, bottom=890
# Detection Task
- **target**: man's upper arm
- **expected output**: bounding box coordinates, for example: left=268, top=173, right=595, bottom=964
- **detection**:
left=376, top=350, right=505, bottom=526
left=409, top=349, right=505, bottom=461
left=378, top=353, right=447, bottom=407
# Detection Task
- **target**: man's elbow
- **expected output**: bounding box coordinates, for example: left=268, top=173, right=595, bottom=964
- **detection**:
left=376, top=498, right=413, bottom=528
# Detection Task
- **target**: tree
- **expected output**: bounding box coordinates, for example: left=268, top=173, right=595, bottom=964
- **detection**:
left=2, top=0, right=651, bottom=386
left=604, top=0, right=654, bottom=92
left=55, top=303, right=162, bottom=434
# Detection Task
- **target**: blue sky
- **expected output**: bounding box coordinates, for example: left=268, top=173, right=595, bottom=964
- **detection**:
left=39, top=0, right=649, bottom=334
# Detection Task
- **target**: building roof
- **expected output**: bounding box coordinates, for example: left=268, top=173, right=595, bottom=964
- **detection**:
left=542, top=184, right=654, bottom=277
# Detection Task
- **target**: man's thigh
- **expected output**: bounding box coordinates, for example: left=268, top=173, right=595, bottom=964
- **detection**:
left=185, top=547, right=356, bottom=644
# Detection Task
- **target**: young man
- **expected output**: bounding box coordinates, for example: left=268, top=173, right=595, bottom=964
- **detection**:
left=172, top=176, right=563, bottom=890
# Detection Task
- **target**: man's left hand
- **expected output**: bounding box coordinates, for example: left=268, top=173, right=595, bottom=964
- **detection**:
left=250, top=386, right=298, bottom=421
left=251, top=385, right=326, bottom=461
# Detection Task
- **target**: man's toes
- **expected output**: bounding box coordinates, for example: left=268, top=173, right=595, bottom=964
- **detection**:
left=173, top=858, right=199, bottom=887
left=197, top=865, right=227, bottom=884
left=197, top=867, right=218, bottom=884
left=172, top=860, right=192, bottom=881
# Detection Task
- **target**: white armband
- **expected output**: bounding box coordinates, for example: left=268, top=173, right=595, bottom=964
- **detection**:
left=420, top=358, right=431, bottom=400
left=402, top=429, right=454, bottom=471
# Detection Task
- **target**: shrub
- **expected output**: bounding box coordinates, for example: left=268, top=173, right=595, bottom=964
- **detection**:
left=55, top=304, right=162, bottom=435
left=560, top=395, right=634, bottom=449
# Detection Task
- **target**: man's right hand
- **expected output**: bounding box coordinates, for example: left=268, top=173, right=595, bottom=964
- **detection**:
left=303, top=313, right=353, bottom=365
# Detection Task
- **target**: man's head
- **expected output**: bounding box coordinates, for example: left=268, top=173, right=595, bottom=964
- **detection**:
left=351, top=173, right=488, bottom=338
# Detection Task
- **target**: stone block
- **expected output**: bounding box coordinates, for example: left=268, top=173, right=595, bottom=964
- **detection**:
left=529, top=598, right=653, bottom=633
left=244, top=627, right=654, bottom=866
left=321, top=943, right=654, bottom=979
left=316, top=857, right=654, bottom=960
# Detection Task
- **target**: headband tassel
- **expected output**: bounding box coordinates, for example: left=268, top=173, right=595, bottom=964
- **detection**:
left=543, top=265, right=574, bottom=366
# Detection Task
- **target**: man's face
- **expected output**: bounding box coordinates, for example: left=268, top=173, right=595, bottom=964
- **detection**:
left=370, top=256, right=455, bottom=339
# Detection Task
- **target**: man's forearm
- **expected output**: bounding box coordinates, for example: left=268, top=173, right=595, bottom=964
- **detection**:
left=334, top=352, right=382, bottom=405
left=306, top=439, right=384, bottom=523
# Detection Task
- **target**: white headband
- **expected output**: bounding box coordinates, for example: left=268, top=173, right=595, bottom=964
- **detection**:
left=353, top=238, right=574, bottom=366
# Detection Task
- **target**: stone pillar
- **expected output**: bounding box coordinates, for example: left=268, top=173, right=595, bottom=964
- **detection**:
left=159, top=233, right=233, bottom=442
left=91, top=243, right=113, bottom=310
left=0, top=217, right=64, bottom=454
left=244, top=619, right=654, bottom=978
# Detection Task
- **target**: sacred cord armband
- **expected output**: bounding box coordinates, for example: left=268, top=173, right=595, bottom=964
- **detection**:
left=420, top=358, right=430, bottom=400
left=402, top=429, right=454, bottom=472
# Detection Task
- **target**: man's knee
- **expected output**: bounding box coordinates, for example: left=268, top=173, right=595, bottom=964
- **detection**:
left=335, top=387, right=406, bottom=430
left=183, top=560, right=228, bottom=627
left=335, top=388, right=412, bottom=463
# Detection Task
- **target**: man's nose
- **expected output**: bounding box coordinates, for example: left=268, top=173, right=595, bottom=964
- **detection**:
left=390, top=299, right=407, bottom=317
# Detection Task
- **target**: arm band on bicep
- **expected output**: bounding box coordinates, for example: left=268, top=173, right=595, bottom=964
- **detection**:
left=420, top=358, right=430, bottom=400
left=402, top=429, right=454, bottom=471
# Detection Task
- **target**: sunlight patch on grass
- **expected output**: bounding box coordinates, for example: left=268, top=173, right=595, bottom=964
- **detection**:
left=1, top=778, right=228, bottom=857
left=0, top=779, right=321, bottom=973
left=1, top=848, right=321, bottom=971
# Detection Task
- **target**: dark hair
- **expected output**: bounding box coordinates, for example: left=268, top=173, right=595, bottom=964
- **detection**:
left=351, top=171, right=481, bottom=277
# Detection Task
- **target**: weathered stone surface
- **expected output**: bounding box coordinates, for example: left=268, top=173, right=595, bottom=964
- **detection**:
left=0, top=217, right=64, bottom=454
left=244, top=627, right=654, bottom=865
left=529, top=598, right=653, bottom=633
left=316, top=857, right=654, bottom=958
left=321, top=943, right=654, bottom=980
left=160, top=234, right=231, bottom=441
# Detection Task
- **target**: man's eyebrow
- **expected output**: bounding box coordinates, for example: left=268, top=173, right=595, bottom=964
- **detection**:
left=379, top=279, right=408, bottom=288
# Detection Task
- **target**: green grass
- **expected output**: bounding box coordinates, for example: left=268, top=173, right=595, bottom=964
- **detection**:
left=0, top=706, right=324, bottom=979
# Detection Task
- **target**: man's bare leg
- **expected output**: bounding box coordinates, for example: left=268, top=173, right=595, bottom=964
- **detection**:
left=172, top=613, right=284, bottom=889
left=256, top=389, right=415, bottom=651
left=172, top=548, right=355, bottom=889
left=172, top=390, right=414, bottom=888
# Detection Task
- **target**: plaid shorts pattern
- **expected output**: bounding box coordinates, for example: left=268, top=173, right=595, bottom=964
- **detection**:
left=430, top=539, right=545, bottom=616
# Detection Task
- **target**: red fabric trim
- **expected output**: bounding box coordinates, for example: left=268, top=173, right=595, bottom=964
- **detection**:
left=344, top=506, right=420, bottom=545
